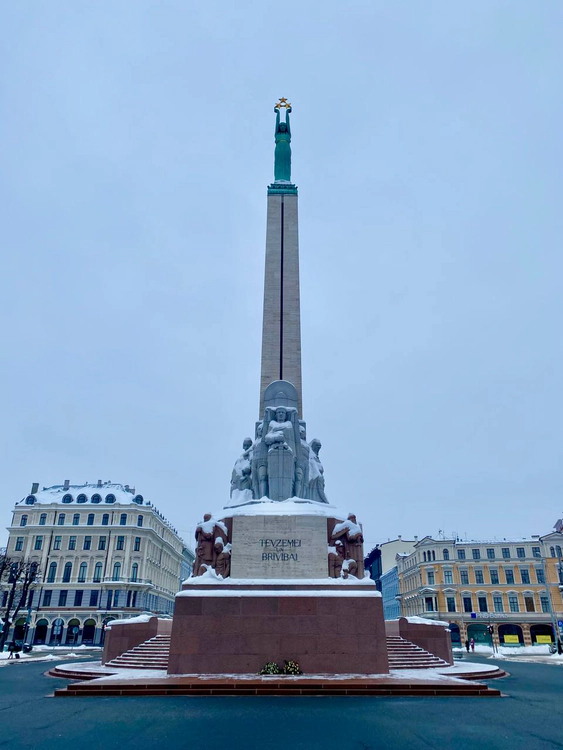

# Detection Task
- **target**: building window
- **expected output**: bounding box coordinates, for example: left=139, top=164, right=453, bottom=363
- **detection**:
left=58, top=514, right=65, bottom=526
left=463, top=596, right=473, bottom=613
left=83, top=536, right=92, bottom=551
left=102, top=514, right=109, bottom=526
left=72, top=514, right=80, bottom=526
left=427, top=571, right=435, bottom=585
left=446, top=596, right=456, bottom=612
left=78, top=562, right=87, bottom=582
left=536, top=568, right=545, bottom=584
left=15, top=537, right=23, bottom=552
left=508, top=595, right=519, bottom=612
left=116, top=536, right=124, bottom=551
left=490, top=569, right=499, bottom=584
left=105, top=494, right=116, bottom=504
left=460, top=570, right=469, bottom=585
left=98, top=536, right=106, bottom=551
left=87, top=513, right=95, bottom=526
left=524, top=595, right=535, bottom=612
left=68, top=536, right=77, bottom=550
left=112, top=562, right=121, bottom=581
left=550, top=546, right=556, bottom=557
left=131, top=563, right=138, bottom=582
left=432, top=551, right=436, bottom=561
left=472, top=549, right=480, bottom=560
left=444, top=570, right=453, bottom=584
left=502, top=547, right=510, bottom=559
left=457, top=549, right=466, bottom=560
left=20, top=515, right=28, bottom=527
left=475, top=570, right=484, bottom=584
left=532, top=547, right=541, bottom=558
left=134, top=537, right=141, bottom=552
left=505, top=569, right=514, bottom=584
left=91, top=493, right=102, bottom=504
left=89, top=590, right=99, bottom=607
left=540, top=595, right=549, bottom=613
left=478, top=596, right=488, bottom=612
left=93, top=562, right=103, bottom=583
left=424, top=597, right=434, bottom=612
left=520, top=569, right=530, bottom=584
left=493, top=595, right=504, bottom=612
left=42, top=590, right=52, bottom=607
left=62, top=494, right=73, bottom=504
left=74, top=590, right=83, bottom=606
left=517, top=547, right=525, bottom=558
left=62, top=562, right=72, bottom=582
left=47, top=562, right=57, bottom=583
left=39, top=513, right=47, bottom=526
left=58, top=591, right=68, bottom=606
left=34, top=536, right=43, bottom=551
left=557, top=545, right=562, bottom=558
left=132, top=592, right=137, bottom=607
left=120, top=513, right=127, bottom=526
left=486, top=548, right=495, bottom=559
left=137, top=515, right=143, bottom=528
left=53, top=535, right=62, bottom=550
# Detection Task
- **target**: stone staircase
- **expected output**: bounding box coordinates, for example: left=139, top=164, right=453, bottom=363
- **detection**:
left=386, top=636, right=449, bottom=670
left=105, top=634, right=171, bottom=671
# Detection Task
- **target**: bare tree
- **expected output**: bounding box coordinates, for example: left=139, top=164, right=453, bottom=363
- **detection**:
left=0, top=556, right=39, bottom=651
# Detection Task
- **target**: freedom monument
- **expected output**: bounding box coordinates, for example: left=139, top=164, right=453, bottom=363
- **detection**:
left=168, top=100, right=389, bottom=675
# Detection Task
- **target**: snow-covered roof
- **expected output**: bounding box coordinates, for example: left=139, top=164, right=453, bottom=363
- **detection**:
left=17, top=482, right=146, bottom=507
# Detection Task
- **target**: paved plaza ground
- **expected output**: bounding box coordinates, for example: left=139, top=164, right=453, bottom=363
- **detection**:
left=0, top=655, right=561, bottom=750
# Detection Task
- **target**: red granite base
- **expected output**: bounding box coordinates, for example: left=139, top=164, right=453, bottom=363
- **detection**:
left=168, top=589, right=389, bottom=675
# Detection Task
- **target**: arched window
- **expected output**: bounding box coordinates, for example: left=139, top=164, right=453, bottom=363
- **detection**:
left=133, top=494, right=144, bottom=505
left=47, top=562, right=57, bottom=583
left=137, top=515, right=143, bottom=528
left=550, top=546, right=556, bottom=557
left=423, top=551, right=427, bottom=562
left=78, top=562, right=88, bottom=583
left=93, top=562, right=103, bottom=583
left=62, top=562, right=72, bottom=583
left=443, top=549, right=449, bottom=560
left=105, top=494, right=116, bottom=504
left=102, top=514, right=109, bottom=526
left=120, top=513, right=127, bottom=526
left=91, top=493, right=102, bottom=504
left=557, top=546, right=562, bottom=558
left=62, top=494, right=73, bottom=503
left=25, top=495, right=36, bottom=505
left=131, top=563, right=138, bottom=582
left=87, top=513, right=94, bottom=526
left=112, top=562, right=121, bottom=581
left=39, top=513, right=47, bottom=526
left=76, top=494, right=87, bottom=504
left=432, top=551, right=436, bottom=561
left=20, top=515, right=28, bottom=527
left=58, top=513, right=65, bottom=525
left=73, top=513, right=80, bottom=526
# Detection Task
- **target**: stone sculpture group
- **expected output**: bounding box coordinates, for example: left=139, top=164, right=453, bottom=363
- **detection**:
left=230, top=406, right=327, bottom=504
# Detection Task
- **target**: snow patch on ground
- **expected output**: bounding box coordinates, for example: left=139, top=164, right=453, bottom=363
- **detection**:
left=404, top=616, right=450, bottom=627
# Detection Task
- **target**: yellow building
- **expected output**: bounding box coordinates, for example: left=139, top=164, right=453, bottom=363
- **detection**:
left=396, top=534, right=563, bottom=647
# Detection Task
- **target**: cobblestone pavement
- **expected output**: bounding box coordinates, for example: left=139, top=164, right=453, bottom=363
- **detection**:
left=0, top=656, right=561, bottom=750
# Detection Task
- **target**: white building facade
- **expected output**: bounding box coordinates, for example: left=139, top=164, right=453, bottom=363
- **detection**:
left=2, top=481, right=193, bottom=646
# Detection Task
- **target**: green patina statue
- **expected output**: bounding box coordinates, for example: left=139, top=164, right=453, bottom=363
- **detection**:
left=274, top=98, right=292, bottom=182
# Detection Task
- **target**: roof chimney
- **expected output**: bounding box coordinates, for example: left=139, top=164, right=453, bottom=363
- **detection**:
left=31, top=482, right=39, bottom=494
left=414, top=535, right=418, bottom=541
left=63, top=479, right=70, bottom=490
left=125, top=484, right=130, bottom=492
left=398, top=535, right=402, bottom=540
left=97, top=479, right=102, bottom=487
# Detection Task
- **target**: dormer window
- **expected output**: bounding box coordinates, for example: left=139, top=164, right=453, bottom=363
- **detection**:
left=91, top=494, right=102, bottom=504
left=62, top=494, right=73, bottom=504
left=76, top=494, right=88, bottom=504
left=25, top=495, right=36, bottom=505
left=133, top=495, right=144, bottom=505
left=105, top=494, right=116, bottom=504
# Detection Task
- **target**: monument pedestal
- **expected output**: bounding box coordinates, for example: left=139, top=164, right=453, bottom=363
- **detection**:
left=169, top=581, right=388, bottom=675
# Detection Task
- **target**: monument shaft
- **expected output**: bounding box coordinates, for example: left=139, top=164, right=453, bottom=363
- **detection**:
left=260, top=192, right=302, bottom=417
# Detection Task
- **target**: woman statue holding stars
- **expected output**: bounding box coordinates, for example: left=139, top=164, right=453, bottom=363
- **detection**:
left=274, top=98, right=292, bottom=182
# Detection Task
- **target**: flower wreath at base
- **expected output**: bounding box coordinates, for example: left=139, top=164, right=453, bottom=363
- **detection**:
left=259, top=659, right=303, bottom=676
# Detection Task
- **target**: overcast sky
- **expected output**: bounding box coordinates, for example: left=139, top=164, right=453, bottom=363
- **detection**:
left=1, top=2, right=561, bottom=551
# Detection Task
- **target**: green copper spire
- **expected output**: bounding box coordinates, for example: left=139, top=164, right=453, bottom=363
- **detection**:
left=268, top=98, right=297, bottom=196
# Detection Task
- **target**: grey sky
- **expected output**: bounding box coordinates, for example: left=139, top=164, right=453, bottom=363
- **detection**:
left=1, top=2, right=561, bottom=551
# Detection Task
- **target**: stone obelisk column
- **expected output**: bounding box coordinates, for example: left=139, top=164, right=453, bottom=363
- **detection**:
left=259, top=100, right=302, bottom=417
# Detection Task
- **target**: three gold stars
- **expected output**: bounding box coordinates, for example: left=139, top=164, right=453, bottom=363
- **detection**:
left=275, top=97, right=291, bottom=109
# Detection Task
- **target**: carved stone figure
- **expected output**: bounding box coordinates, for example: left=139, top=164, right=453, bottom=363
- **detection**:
left=328, top=540, right=345, bottom=578
left=295, top=422, right=310, bottom=499
left=230, top=438, right=253, bottom=497
left=264, top=406, right=299, bottom=501
left=252, top=422, right=269, bottom=499
left=213, top=539, right=231, bottom=579
left=193, top=515, right=230, bottom=577
left=330, top=514, right=365, bottom=578
left=308, top=438, right=328, bottom=503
